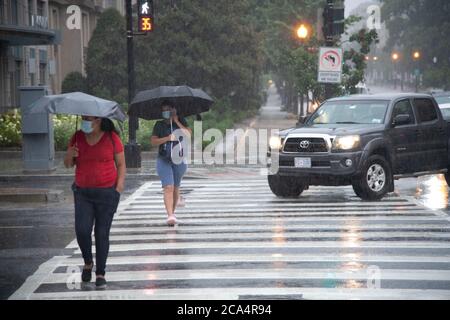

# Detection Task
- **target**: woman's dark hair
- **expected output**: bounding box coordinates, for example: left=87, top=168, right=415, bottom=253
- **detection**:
left=161, top=99, right=174, bottom=109
left=100, top=118, right=118, bottom=134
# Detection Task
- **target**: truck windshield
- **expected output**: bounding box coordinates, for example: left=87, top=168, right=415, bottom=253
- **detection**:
left=307, top=100, right=389, bottom=125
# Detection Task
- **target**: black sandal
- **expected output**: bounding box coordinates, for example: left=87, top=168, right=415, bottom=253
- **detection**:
left=81, top=263, right=93, bottom=282
left=95, top=276, right=107, bottom=289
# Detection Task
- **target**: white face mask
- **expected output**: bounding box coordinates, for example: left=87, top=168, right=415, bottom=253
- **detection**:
left=162, top=111, right=171, bottom=119
left=81, top=120, right=94, bottom=134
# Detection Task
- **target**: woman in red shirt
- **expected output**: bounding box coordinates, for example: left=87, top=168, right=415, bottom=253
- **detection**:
left=64, top=116, right=125, bottom=289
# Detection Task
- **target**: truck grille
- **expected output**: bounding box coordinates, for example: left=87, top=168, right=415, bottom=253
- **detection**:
left=283, top=137, right=329, bottom=153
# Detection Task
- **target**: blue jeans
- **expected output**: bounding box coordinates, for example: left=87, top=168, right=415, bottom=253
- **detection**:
left=72, top=184, right=120, bottom=276
left=156, top=157, right=187, bottom=188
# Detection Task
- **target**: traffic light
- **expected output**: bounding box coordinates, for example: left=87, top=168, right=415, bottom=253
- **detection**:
left=332, top=5, right=345, bottom=36
left=322, top=1, right=345, bottom=40
left=138, top=0, right=154, bottom=32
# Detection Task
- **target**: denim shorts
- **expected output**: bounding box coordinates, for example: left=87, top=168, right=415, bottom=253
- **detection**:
left=156, top=157, right=187, bottom=188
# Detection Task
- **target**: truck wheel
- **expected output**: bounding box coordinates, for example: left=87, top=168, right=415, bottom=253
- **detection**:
left=268, top=174, right=305, bottom=198
left=352, top=155, right=392, bottom=201
left=445, top=172, right=450, bottom=188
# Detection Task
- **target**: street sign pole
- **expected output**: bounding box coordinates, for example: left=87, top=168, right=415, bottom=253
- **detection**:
left=324, top=42, right=334, bottom=100
left=321, top=0, right=344, bottom=100
left=125, top=0, right=141, bottom=168
left=325, top=0, right=335, bottom=100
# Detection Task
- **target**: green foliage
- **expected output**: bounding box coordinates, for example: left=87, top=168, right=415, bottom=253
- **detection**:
left=85, top=8, right=127, bottom=104
left=195, top=98, right=258, bottom=150
left=381, top=0, right=450, bottom=90
left=0, top=110, right=21, bottom=147
left=342, top=28, right=379, bottom=94
left=61, top=72, right=88, bottom=93
left=53, top=115, right=78, bottom=151
left=258, top=1, right=379, bottom=103
left=84, top=3, right=265, bottom=136
left=134, top=1, right=263, bottom=113
left=258, top=0, right=325, bottom=108
left=117, top=118, right=157, bottom=151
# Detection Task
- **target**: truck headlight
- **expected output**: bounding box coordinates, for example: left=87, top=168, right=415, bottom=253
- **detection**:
left=269, top=136, right=282, bottom=150
left=333, top=135, right=361, bottom=150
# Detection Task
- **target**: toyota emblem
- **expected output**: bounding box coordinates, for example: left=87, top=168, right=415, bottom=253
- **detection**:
left=299, top=140, right=310, bottom=149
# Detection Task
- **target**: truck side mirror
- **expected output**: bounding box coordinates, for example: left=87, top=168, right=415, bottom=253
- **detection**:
left=393, top=114, right=411, bottom=126
left=297, top=115, right=309, bottom=127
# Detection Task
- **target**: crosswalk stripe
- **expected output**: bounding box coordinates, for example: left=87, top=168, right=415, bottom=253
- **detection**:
left=114, top=211, right=433, bottom=220
left=25, top=288, right=450, bottom=300
left=42, top=269, right=450, bottom=284
left=109, top=224, right=450, bottom=233
left=73, top=241, right=450, bottom=255
left=121, top=207, right=419, bottom=215
left=10, top=178, right=450, bottom=300
left=58, top=254, right=450, bottom=265
left=109, top=218, right=447, bottom=226
left=125, top=202, right=416, bottom=209
left=65, top=232, right=450, bottom=249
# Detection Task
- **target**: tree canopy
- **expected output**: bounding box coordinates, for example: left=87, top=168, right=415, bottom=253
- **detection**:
left=382, top=0, right=450, bottom=90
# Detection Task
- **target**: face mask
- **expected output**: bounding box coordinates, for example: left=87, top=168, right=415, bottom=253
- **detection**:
left=162, top=111, right=171, bottom=119
left=81, top=120, right=94, bottom=134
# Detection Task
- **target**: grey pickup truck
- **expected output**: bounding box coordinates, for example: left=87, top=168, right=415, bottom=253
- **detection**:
left=267, top=93, right=450, bottom=200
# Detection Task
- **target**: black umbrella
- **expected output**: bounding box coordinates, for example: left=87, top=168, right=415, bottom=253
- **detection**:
left=128, top=85, right=213, bottom=120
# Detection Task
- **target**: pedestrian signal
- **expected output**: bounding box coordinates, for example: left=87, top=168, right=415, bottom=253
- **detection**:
left=138, top=0, right=154, bottom=32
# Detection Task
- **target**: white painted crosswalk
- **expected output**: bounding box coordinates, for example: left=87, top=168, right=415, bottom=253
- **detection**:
left=9, top=178, right=450, bottom=300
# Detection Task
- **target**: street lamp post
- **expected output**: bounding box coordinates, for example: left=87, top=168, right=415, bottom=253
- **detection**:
left=413, top=51, right=421, bottom=93
left=296, top=23, right=310, bottom=116
left=392, top=52, right=399, bottom=90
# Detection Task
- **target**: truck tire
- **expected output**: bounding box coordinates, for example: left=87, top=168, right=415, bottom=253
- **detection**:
left=352, top=155, right=393, bottom=201
left=268, top=174, right=305, bottom=198
left=445, top=172, right=450, bottom=188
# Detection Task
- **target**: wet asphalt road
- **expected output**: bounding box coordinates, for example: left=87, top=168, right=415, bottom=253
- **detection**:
left=5, top=176, right=450, bottom=300
left=2, top=86, right=450, bottom=299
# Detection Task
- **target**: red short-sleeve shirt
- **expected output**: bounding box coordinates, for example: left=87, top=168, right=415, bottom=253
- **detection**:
left=69, top=130, right=124, bottom=188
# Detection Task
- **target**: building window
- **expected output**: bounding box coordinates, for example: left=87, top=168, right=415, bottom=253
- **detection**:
left=12, top=61, right=22, bottom=107
left=28, top=0, right=33, bottom=25
left=0, top=1, right=4, bottom=24
left=39, top=49, right=47, bottom=85
left=39, top=63, right=46, bottom=85
left=51, top=8, right=58, bottom=29
left=37, top=1, right=44, bottom=17
left=10, top=0, right=18, bottom=25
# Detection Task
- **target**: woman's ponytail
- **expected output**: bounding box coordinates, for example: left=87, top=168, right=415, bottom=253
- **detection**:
left=100, top=118, right=118, bottom=134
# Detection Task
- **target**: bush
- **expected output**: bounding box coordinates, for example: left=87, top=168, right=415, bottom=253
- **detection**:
left=53, top=115, right=79, bottom=150
left=116, top=117, right=157, bottom=151
left=0, top=110, right=22, bottom=147
left=191, top=98, right=259, bottom=150
left=61, top=72, right=88, bottom=93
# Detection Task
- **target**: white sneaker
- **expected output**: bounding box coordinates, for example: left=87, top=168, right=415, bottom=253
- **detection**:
left=177, top=196, right=185, bottom=207
left=167, top=215, right=178, bottom=226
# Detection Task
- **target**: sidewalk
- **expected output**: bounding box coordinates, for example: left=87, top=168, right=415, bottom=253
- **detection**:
left=367, top=83, right=417, bottom=94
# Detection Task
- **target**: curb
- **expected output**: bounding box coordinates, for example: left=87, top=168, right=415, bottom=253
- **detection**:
left=0, top=189, right=64, bottom=203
